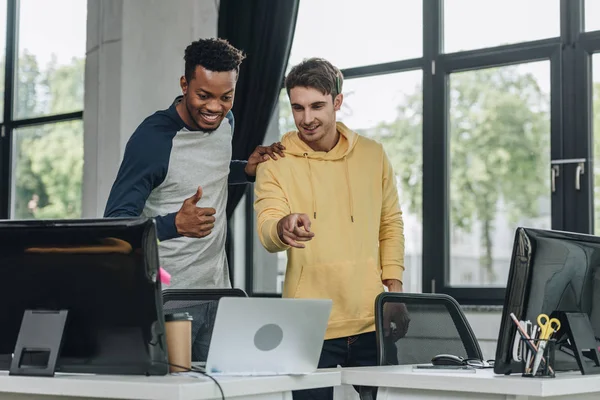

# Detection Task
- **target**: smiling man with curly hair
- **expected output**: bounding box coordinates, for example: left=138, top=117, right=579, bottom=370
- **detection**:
left=104, top=38, right=285, bottom=360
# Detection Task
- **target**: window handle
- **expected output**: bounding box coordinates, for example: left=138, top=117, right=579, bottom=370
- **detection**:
left=550, top=159, right=587, bottom=192
left=551, top=165, right=559, bottom=193
left=575, top=162, right=585, bottom=191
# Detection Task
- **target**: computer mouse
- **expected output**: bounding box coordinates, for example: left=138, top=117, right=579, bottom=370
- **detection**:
left=431, top=354, right=465, bottom=366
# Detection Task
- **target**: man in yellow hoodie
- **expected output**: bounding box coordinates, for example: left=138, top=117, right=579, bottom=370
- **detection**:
left=254, top=58, right=408, bottom=399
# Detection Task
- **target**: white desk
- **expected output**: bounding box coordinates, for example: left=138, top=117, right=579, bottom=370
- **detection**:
left=342, top=365, right=600, bottom=400
left=0, top=370, right=341, bottom=400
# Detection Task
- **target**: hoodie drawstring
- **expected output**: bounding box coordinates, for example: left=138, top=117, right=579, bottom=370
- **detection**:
left=303, top=153, right=354, bottom=223
left=344, top=156, right=354, bottom=223
left=304, top=153, right=317, bottom=219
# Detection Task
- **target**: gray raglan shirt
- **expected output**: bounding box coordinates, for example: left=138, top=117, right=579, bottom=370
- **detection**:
left=104, top=96, right=250, bottom=289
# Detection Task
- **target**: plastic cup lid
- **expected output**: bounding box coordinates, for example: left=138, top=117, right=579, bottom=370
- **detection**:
left=164, top=312, right=193, bottom=322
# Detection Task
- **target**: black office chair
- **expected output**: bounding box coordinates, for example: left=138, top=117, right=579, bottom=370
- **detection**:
left=162, top=288, right=247, bottom=305
left=375, top=292, right=483, bottom=366
left=359, top=292, right=484, bottom=400
left=162, top=288, right=247, bottom=362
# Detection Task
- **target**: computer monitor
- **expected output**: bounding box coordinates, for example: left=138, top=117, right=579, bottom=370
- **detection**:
left=494, top=227, right=600, bottom=375
left=0, top=217, right=169, bottom=376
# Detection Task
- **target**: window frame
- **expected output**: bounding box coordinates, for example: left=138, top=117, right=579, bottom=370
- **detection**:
left=236, top=0, right=598, bottom=304
left=573, top=13, right=600, bottom=235
left=425, top=24, right=564, bottom=304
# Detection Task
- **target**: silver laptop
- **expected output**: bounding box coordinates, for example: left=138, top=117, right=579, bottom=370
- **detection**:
left=204, top=297, right=332, bottom=376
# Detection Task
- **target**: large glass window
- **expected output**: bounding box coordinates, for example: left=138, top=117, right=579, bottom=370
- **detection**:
left=243, top=1, right=600, bottom=304
left=0, top=0, right=6, bottom=122
left=448, top=61, right=551, bottom=287
left=593, top=54, right=600, bottom=235
left=0, top=0, right=86, bottom=219
left=11, top=120, right=83, bottom=219
left=443, top=0, right=560, bottom=53
left=15, top=0, right=86, bottom=119
left=585, top=0, right=600, bottom=32
left=287, top=0, right=422, bottom=70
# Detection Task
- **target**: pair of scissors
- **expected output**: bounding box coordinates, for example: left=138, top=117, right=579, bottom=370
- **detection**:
left=537, top=314, right=561, bottom=340
left=531, top=314, right=561, bottom=375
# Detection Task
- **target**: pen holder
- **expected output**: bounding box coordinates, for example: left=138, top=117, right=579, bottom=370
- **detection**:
left=520, top=338, right=556, bottom=378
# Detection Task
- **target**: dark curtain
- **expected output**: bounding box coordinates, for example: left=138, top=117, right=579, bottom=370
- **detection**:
left=219, top=0, right=299, bottom=219
left=218, top=0, right=299, bottom=281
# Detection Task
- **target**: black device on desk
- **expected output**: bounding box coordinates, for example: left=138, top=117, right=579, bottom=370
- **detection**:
left=0, top=217, right=169, bottom=376
left=413, top=354, right=477, bottom=372
left=431, top=354, right=465, bottom=366
left=494, top=227, right=600, bottom=375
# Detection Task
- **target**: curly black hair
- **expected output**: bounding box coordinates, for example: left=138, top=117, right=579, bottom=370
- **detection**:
left=184, top=38, right=246, bottom=82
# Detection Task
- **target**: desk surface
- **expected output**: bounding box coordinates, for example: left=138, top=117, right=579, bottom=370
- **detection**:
left=0, top=370, right=341, bottom=400
left=341, top=365, right=600, bottom=398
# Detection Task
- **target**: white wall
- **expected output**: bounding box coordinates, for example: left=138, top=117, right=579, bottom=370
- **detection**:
left=83, top=0, right=218, bottom=218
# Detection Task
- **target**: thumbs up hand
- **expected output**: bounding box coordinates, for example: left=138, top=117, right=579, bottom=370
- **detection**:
left=174, top=186, right=216, bottom=238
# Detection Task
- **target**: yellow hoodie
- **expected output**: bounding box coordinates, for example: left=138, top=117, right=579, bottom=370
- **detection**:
left=254, top=122, right=405, bottom=339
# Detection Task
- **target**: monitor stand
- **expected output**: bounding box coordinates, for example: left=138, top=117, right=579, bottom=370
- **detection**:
left=9, top=309, right=68, bottom=377
left=551, top=311, right=600, bottom=375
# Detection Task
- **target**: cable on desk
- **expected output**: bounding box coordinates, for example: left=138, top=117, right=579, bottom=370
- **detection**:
left=158, top=361, right=225, bottom=400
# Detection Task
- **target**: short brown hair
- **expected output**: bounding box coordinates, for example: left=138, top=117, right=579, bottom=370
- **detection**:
left=285, top=58, right=343, bottom=101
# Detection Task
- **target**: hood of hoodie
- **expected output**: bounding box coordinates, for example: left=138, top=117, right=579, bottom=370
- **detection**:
left=280, top=121, right=358, bottom=160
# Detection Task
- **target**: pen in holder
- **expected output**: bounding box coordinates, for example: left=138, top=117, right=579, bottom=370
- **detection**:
left=521, top=338, right=556, bottom=378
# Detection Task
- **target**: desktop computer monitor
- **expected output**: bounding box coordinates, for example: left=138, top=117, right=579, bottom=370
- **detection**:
left=0, top=217, right=169, bottom=376
left=494, top=227, right=600, bottom=375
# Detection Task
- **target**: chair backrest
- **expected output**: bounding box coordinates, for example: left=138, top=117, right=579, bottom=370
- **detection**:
left=162, top=288, right=247, bottom=306
left=162, top=288, right=248, bottom=362
left=375, top=292, right=483, bottom=366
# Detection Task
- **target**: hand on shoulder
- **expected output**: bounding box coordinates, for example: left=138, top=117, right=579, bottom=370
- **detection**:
left=244, top=142, right=286, bottom=176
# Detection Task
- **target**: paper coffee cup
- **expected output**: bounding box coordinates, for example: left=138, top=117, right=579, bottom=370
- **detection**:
left=164, top=312, right=193, bottom=373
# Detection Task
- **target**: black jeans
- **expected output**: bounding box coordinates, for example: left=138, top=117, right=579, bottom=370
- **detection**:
left=166, top=300, right=219, bottom=362
left=292, top=331, right=378, bottom=400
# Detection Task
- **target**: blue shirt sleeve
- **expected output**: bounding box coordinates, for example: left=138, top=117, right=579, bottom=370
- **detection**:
left=104, top=128, right=180, bottom=241
left=226, top=111, right=254, bottom=184
left=229, top=160, right=254, bottom=184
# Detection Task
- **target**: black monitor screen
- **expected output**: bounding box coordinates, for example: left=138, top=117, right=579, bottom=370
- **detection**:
left=0, top=217, right=168, bottom=375
left=494, top=227, right=600, bottom=375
